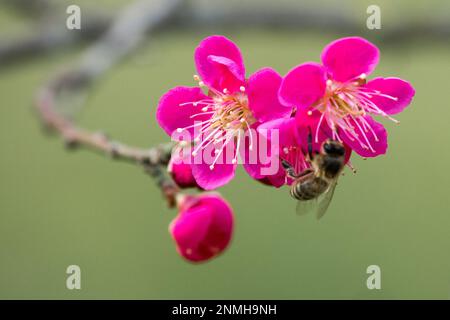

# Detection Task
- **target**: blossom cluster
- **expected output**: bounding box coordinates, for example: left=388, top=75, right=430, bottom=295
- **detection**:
left=156, top=35, right=415, bottom=263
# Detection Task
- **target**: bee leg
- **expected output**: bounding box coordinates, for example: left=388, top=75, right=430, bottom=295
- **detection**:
left=296, top=170, right=314, bottom=183
left=281, top=159, right=299, bottom=179
left=297, top=168, right=313, bottom=177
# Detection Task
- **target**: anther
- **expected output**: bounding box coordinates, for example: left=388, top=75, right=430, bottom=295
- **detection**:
left=307, top=110, right=313, bottom=116
left=176, top=128, right=183, bottom=133
left=193, top=75, right=200, bottom=81
left=198, top=81, right=205, bottom=87
left=202, top=107, right=208, bottom=112
left=359, top=73, right=366, bottom=80
left=223, top=88, right=229, bottom=94
left=326, top=79, right=333, bottom=86
left=239, top=86, right=246, bottom=92
left=209, top=165, right=214, bottom=170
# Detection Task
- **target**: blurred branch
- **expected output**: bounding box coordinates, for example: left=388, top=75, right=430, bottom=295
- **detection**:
left=0, top=9, right=111, bottom=65
left=1, top=0, right=53, bottom=18
left=2, top=1, right=449, bottom=67
left=34, top=0, right=183, bottom=207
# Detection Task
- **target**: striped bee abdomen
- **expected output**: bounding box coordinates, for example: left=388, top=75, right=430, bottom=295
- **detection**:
left=291, top=177, right=329, bottom=201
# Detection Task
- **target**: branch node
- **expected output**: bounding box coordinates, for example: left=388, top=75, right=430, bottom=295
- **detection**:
left=109, top=142, right=120, bottom=159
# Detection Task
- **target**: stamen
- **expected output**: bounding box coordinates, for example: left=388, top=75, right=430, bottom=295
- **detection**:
left=232, top=131, right=241, bottom=164
left=315, top=112, right=326, bottom=143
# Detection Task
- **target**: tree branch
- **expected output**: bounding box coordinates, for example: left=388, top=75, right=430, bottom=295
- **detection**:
left=1, top=1, right=449, bottom=66
left=34, top=0, right=184, bottom=207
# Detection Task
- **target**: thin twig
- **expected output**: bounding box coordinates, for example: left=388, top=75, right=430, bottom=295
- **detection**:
left=34, top=0, right=184, bottom=207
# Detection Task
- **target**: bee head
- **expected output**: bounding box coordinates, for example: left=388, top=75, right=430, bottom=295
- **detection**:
left=323, top=140, right=345, bottom=157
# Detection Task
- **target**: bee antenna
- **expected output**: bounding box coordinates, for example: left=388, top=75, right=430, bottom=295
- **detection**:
left=281, top=159, right=292, bottom=170
left=281, top=159, right=298, bottom=179
left=307, top=126, right=313, bottom=159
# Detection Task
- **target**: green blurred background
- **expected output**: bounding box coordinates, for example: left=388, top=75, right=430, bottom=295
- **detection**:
left=0, top=0, right=449, bottom=299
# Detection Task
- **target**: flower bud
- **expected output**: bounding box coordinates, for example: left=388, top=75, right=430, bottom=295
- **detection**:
left=168, top=147, right=200, bottom=189
left=169, top=193, right=234, bottom=263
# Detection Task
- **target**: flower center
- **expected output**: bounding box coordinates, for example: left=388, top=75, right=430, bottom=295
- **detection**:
left=310, top=74, right=399, bottom=153
left=177, top=76, right=257, bottom=169
left=209, top=91, right=254, bottom=132
left=320, top=77, right=367, bottom=119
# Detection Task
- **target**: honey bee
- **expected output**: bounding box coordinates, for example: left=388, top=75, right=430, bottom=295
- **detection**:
left=282, top=134, right=346, bottom=219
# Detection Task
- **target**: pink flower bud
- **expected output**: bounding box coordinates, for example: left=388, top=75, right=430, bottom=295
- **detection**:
left=169, top=193, right=234, bottom=263
left=168, top=147, right=201, bottom=189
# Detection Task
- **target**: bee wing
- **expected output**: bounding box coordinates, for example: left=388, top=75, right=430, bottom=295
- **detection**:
left=315, top=180, right=338, bottom=220
left=295, top=198, right=318, bottom=216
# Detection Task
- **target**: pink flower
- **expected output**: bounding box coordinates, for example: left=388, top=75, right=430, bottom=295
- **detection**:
left=168, top=146, right=201, bottom=189
left=156, top=35, right=291, bottom=190
left=169, top=193, right=234, bottom=263
left=279, top=37, right=415, bottom=157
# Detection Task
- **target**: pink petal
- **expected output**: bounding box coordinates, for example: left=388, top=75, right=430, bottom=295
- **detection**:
left=257, top=117, right=298, bottom=154
left=156, top=86, right=210, bottom=138
left=278, top=62, right=326, bottom=109
left=294, top=108, right=330, bottom=155
left=240, top=126, right=280, bottom=181
left=251, top=165, right=287, bottom=188
left=247, top=68, right=292, bottom=122
left=265, top=169, right=287, bottom=187
left=168, top=148, right=201, bottom=189
left=321, top=37, right=379, bottom=82
left=364, top=77, right=415, bottom=115
left=339, top=116, right=387, bottom=157
left=191, top=162, right=237, bottom=190
left=194, top=35, right=245, bottom=93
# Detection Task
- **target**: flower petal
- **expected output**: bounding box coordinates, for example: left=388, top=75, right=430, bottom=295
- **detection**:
left=321, top=37, right=379, bottom=82
left=364, top=77, right=415, bottom=115
left=156, top=86, right=210, bottom=139
left=247, top=68, right=292, bottom=122
left=194, top=35, right=245, bottom=93
left=240, top=126, right=281, bottom=181
left=294, top=108, right=330, bottom=155
left=339, top=116, right=387, bottom=157
left=278, top=62, right=326, bottom=109
left=191, top=162, right=237, bottom=190
left=257, top=117, right=298, bottom=153
left=168, top=147, right=201, bottom=189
